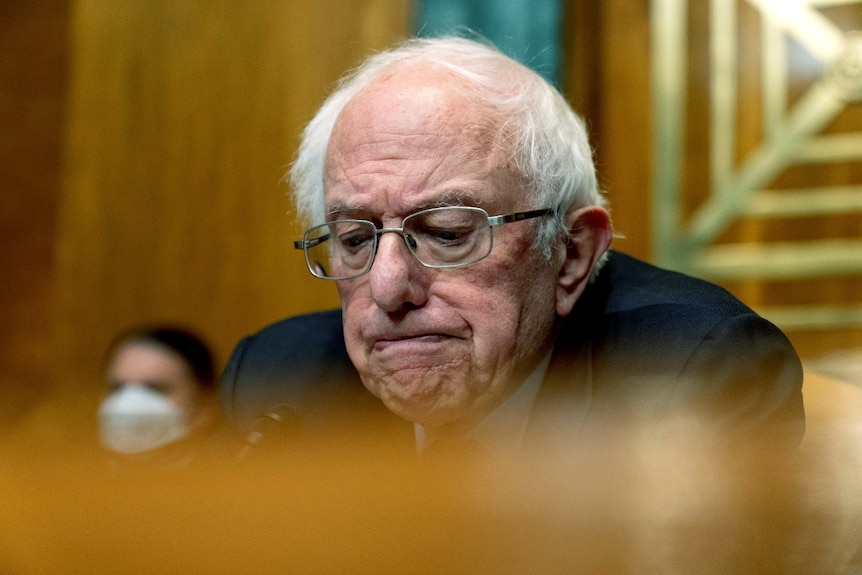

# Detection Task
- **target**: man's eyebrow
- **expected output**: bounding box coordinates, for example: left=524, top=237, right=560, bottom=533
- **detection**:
left=325, top=202, right=365, bottom=219
left=436, top=189, right=482, bottom=206
left=325, top=190, right=483, bottom=219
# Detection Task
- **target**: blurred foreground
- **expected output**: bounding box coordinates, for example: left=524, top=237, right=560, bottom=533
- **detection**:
left=1, top=373, right=860, bottom=574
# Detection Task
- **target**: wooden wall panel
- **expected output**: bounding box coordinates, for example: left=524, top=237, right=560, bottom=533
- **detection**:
left=566, top=0, right=862, bottom=360
left=564, top=0, right=653, bottom=263
left=675, top=1, right=862, bottom=358
left=14, top=0, right=410, bottom=446
left=0, top=0, right=70, bottom=433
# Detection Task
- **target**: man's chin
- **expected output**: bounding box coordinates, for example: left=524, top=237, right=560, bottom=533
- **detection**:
left=363, top=375, right=470, bottom=427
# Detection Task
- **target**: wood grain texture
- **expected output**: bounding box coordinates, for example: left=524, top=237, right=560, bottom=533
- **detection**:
left=34, top=0, right=409, bottom=445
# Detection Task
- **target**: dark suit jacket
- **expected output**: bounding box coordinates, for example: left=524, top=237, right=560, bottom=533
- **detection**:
left=220, top=251, right=805, bottom=452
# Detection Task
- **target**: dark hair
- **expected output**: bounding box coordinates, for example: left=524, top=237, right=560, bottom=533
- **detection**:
left=105, top=326, right=217, bottom=390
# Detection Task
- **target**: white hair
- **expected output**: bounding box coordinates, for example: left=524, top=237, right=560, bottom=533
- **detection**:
left=288, top=36, right=608, bottom=261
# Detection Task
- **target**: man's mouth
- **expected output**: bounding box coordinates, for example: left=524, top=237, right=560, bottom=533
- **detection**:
left=373, top=333, right=450, bottom=352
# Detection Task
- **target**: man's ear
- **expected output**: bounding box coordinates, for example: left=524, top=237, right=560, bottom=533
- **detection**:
left=555, top=206, right=612, bottom=317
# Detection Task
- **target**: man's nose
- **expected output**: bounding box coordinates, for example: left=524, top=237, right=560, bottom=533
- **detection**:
left=367, top=232, right=427, bottom=312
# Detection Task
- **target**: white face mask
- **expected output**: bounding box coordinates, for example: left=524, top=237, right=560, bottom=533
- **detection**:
left=98, top=385, right=189, bottom=454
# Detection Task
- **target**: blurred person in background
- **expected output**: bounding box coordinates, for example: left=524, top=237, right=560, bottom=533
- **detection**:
left=98, top=326, right=223, bottom=470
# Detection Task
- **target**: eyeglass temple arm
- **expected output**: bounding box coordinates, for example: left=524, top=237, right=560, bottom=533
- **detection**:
left=487, top=208, right=554, bottom=227
left=293, top=233, right=330, bottom=250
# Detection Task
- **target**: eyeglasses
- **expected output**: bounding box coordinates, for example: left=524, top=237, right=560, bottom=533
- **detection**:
left=294, top=206, right=553, bottom=280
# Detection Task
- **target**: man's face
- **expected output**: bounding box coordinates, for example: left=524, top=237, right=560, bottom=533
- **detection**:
left=325, top=66, right=563, bottom=434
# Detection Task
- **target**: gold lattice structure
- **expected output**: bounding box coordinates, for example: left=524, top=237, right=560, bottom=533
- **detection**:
left=652, top=0, right=862, bottom=331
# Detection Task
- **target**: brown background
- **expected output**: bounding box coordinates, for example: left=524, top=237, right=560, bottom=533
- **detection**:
left=2, top=0, right=860, bottom=446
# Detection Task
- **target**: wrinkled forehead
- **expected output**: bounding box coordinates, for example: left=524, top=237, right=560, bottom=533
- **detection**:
left=323, top=63, right=522, bottom=212
left=330, top=62, right=507, bottom=154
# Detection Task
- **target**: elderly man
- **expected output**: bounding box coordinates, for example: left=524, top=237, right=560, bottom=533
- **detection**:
left=221, top=37, right=804, bottom=458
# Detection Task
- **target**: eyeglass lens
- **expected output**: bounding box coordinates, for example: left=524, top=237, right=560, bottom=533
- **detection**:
left=303, top=207, right=493, bottom=279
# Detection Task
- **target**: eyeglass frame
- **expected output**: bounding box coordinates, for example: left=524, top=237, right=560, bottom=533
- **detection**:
left=293, top=206, right=554, bottom=280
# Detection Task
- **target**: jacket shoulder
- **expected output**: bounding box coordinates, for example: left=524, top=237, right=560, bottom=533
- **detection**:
left=569, top=252, right=804, bottom=447
left=220, top=309, right=359, bottom=430
left=601, top=251, right=753, bottom=315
